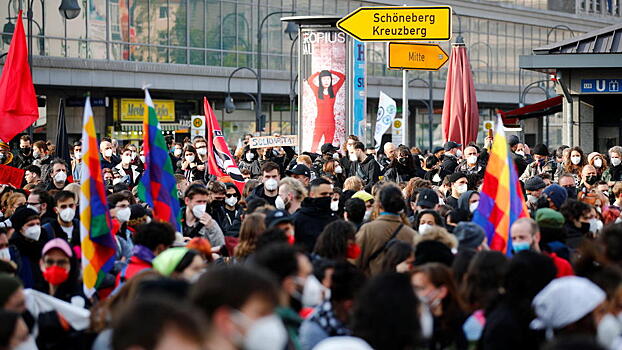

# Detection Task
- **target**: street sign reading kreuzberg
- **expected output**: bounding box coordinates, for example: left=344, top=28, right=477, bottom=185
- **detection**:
left=387, top=42, right=449, bottom=71
left=337, top=6, right=452, bottom=42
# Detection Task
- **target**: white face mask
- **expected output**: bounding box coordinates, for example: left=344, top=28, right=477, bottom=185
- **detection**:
left=112, top=178, right=123, bottom=185
left=612, top=156, right=621, bottom=167
left=185, top=155, right=195, bottom=163
left=225, top=196, right=238, bottom=207
left=0, top=247, right=10, bottom=261
left=571, top=156, right=582, bottom=165
left=332, top=152, right=340, bottom=160
left=59, top=208, right=75, bottom=222
left=246, top=152, right=255, bottom=162
left=232, top=313, right=288, bottom=350
left=192, top=204, right=206, bottom=219
left=432, top=173, right=442, bottom=183
left=594, top=158, right=603, bottom=168
left=197, top=147, right=207, bottom=156
left=466, top=155, right=478, bottom=165
left=418, top=223, right=433, bottom=235
left=334, top=165, right=343, bottom=174
left=26, top=204, right=39, bottom=214
left=275, top=196, right=286, bottom=210
left=104, top=149, right=113, bottom=158
left=33, top=151, right=40, bottom=159
left=139, top=155, right=146, bottom=163
left=419, top=304, right=434, bottom=339
left=302, top=274, right=330, bottom=307
left=349, top=153, right=358, bottom=162
left=363, top=209, right=372, bottom=221
left=455, top=150, right=463, bottom=158
left=469, top=201, right=479, bottom=213
left=116, top=207, right=131, bottom=223
left=515, top=151, right=525, bottom=157
left=330, top=200, right=339, bottom=212
left=23, top=225, right=41, bottom=241
left=131, top=151, right=138, bottom=160
left=122, top=155, right=132, bottom=164
left=54, top=171, right=67, bottom=183
left=264, top=178, right=278, bottom=192
left=456, top=183, right=468, bottom=194
left=589, top=218, right=603, bottom=234
left=174, top=149, right=182, bottom=157
left=74, top=151, right=81, bottom=160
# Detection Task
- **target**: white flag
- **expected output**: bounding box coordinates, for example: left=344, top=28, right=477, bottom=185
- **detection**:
left=374, top=91, right=397, bottom=147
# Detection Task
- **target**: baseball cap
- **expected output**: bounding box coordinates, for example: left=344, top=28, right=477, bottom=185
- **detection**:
left=286, top=164, right=311, bottom=178
left=525, top=176, right=546, bottom=191
left=508, top=135, right=520, bottom=147
left=416, top=188, right=439, bottom=208
left=320, top=143, right=338, bottom=155
left=432, top=146, right=444, bottom=154
left=444, top=141, right=462, bottom=151
left=42, top=238, right=73, bottom=258
left=265, top=209, right=293, bottom=228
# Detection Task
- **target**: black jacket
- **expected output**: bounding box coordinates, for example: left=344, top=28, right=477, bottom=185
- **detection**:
left=12, top=148, right=34, bottom=169
left=42, top=219, right=81, bottom=249
left=348, top=155, right=381, bottom=187
left=292, top=197, right=338, bottom=252
left=223, top=206, right=243, bottom=237
left=207, top=201, right=228, bottom=233
left=245, top=183, right=277, bottom=206
left=440, top=154, right=459, bottom=179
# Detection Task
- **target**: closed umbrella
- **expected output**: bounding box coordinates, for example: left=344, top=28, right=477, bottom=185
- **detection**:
left=441, top=37, right=479, bottom=147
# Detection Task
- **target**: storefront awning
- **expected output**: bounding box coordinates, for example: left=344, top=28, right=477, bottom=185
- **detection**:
left=500, top=95, right=563, bottom=125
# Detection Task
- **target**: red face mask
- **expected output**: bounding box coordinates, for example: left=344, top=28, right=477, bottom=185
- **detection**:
left=43, top=266, right=69, bottom=286
left=346, top=242, right=361, bottom=259
left=288, top=234, right=296, bottom=246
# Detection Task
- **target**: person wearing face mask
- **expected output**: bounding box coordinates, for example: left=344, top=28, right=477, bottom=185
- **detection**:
left=8, top=207, right=50, bottom=288
left=178, top=145, right=205, bottom=182
left=44, top=159, right=70, bottom=191
left=524, top=176, right=547, bottom=213
left=286, top=164, right=312, bottom=187
left=445, top=173, right=469, bottom=210
left=558, top=173, right=578, bottom=200
left=510, top=218, right=573, bottom=277
left=246, top=162, right=281, bottom=206
left=299, top=263, right=366, bottom=350
left=222, top=183, right=243, bottom=237
left=561, top=146, right=587, bottom=183
left=11, top=135, right=34, bottom=169
left=413, top=209, right=445, bottom=236
left=346, top=142, right=381, bottom=190
left=115, top=222, right=175, bottom=287
left=41, top=191, right=80, bottom=253
left=587, top=152, right=608, bottom=179
left=33, top=238, right=85, bottom=305
left=181, top=185, right=225, bottom=247
left=254, top=243, right=313, bottom=348
left=423, top=153, right=444, bottom=186
left=411, top=263, right=468, bottom=350
left=507, top=135, right=530, bottom=177
left=439, top=141, right=463, bottom=179
left=31, top=140, right=51, bottom=168
left=205, top=181, right=229, bottom=232
left=276, top=177, right=307, bottom=215
left=100, top=139, right=120, bottom=170
left=604, top=146, right=622, bottom=185
left=237, top=147, right=261, bottom=179
left=108, top=192, right=133, bottom=240
left=560, top=199, right=593, bottom=249
left=70, top=141, right=83, bottom=183
left=114, top=147, right=142, bottom=187
left=169, top=142, right=184, bottom=172
left=191, top=265, right=287, bottom=350
left=520, top=144, right=557, bottom=182
left=292, top=178, right=338, bottom=252
left=320, top=159, right=345, bottom=188
left=455, top=145, right=485, bottom=179
left=383, top=147, right=417, bottom=183
left=578, top=165, right=602, bottom=204
left=193, top=138, right=209, bottom=170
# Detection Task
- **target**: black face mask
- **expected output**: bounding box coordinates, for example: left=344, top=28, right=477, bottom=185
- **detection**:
left=398, top=157, right=408, bottom=164
left=20, top=147, right=31, bottom=154
left=565, top=186, right=578, bottom=199
left=536, top=196, right=551, bottom=209
left=311, top=196, right=332, bottom=209
left=580, top=222, right=590, bottom=233
left=586, top=175, right=599, bottom=185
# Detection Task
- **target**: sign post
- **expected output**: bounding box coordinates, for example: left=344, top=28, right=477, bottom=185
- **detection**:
left=337, top=6, right=452, bottom=41
left=191, top=115, right=206, bottom=139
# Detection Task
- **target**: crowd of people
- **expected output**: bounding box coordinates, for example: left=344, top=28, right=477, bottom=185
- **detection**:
left=2, top=132, right=622, bottom=350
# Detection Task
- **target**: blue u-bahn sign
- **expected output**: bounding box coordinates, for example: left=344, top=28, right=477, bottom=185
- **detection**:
left=581, top=79, right=622, bottom=93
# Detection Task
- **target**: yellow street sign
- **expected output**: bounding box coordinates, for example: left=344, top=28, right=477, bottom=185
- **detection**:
left=387, top=42, right=449, bottom=71
left=337, top=6, right=452, bottom=42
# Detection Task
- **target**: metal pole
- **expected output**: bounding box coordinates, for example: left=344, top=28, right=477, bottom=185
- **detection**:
left=256, top=1, right=262, bottom=135
left=402, top=70, right=408, bottom=146
left=27, top=0, right=34, bottom=140
left=428, top=71, right=433, bottom=152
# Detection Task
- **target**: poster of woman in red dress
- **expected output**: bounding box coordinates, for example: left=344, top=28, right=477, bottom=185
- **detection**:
left=300, top=29, right=347, bottom=153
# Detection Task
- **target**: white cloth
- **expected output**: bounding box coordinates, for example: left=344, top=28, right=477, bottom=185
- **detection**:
left=23, top=288, right=90, bottom=337
left=313, top=336, right=373, bottom=350
left=530, top=276, right=605, bottom=338
left=374, top=92, right=396, bottom=147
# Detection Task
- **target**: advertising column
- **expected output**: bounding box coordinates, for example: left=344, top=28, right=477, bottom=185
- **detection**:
left=299, top=28, right=348, bottom=153
left=351, top=39, right=367, bottom=143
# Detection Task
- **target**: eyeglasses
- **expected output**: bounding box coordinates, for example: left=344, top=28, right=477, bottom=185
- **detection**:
left=27, top=202, right=40, bottom=206
left=225, top=193, right=238, bottom=198
left=43, top=258, right=70, bottom=267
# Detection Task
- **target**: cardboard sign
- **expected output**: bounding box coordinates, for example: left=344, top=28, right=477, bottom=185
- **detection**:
left=0, top=164, right=25, bottom=188
left=249, top=135, right=298, bottom=149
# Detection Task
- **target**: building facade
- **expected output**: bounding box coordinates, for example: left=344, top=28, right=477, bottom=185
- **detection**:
left=0, top=0, right=618, bottom=149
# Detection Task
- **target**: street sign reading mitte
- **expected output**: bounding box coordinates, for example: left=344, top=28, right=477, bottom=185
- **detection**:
left=387, top=42, right=449, bottom=70
left=337, top=6, right=452, bottom=42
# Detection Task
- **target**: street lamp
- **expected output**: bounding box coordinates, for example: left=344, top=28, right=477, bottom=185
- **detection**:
left=59, top=0, right=81, bottom=20
left=225, top=66, right=266, bottom=132
left=409, top=77, right=433, bottom=152
left=520, top=79, right=557, bottom=145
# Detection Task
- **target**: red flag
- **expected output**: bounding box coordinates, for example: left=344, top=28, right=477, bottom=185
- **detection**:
left=0, top=11, right=39, bottom=143
left=203, top=97, right=245, bottom=193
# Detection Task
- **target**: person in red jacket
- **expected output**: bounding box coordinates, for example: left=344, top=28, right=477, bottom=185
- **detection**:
left=510, top=218, right=573, bottom=277
left=115, top=221, right=175, bottom=286
left=307, top=69, right=346, bottom=153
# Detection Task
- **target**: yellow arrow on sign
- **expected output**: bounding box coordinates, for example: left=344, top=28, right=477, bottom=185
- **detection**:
left=337, top=6, right=452, bottom=42
left=387, top=42, right=449, bottom=71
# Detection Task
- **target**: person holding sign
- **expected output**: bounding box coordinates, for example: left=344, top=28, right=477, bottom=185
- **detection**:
left=307, top=70, right=346, bottom=153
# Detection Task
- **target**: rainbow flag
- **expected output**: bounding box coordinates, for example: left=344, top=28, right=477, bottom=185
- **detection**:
left=138, top=89, right=181, bottom=231
left=472, top=117, right=529, bottom=255
left=80, top=97, right=116, bottom=297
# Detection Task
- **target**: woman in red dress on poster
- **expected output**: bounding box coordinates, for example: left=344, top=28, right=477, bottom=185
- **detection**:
left=307, top=69, right=346, bottom=152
